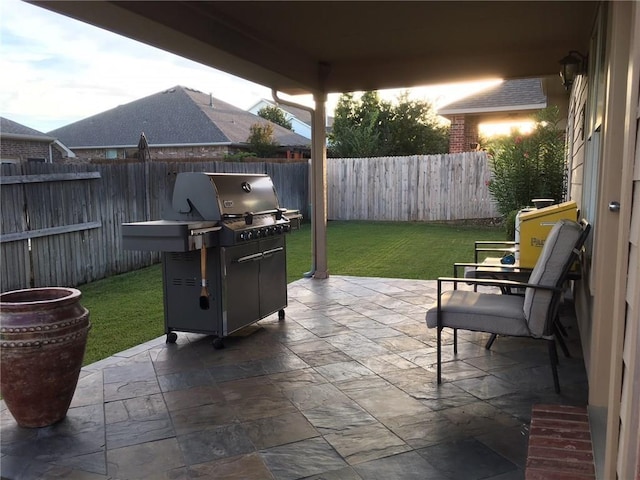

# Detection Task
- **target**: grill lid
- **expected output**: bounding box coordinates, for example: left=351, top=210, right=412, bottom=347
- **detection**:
left=166, top=172, right=281, bottom=222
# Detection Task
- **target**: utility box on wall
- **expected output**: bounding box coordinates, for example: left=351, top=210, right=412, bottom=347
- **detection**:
left=517, top=201, right=579, bottom=268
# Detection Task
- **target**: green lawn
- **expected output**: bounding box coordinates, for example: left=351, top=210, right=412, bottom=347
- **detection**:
left=79, top=220, right=503, bottom=365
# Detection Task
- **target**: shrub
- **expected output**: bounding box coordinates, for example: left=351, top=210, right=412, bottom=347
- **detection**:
left=224, top=151, right=257, bottom=161
left=486, top=106, right=568, bottom=217
left=247, top=123, right=279, bottom=157
left=504, top=209, right=518, bottom=240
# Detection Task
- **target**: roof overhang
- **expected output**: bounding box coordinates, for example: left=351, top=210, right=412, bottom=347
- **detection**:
left=1, top=132, right=55, bottom=142
left=30, top=1, right=599, bottom=96
left=439, top=102, right=548, bottom=116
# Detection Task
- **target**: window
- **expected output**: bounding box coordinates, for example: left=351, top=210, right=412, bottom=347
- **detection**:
left=581, top=5, right=607, bottom=226
left=105, top=149, right=118, bottom=159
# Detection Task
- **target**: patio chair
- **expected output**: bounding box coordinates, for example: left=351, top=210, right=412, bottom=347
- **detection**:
left=452, top=250, right=574, bottom=357
left=425, top=219, right=591, bottom=393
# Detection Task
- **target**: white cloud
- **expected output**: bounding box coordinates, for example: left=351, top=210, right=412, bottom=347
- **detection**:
left=0, top=0, right=272, bottom=132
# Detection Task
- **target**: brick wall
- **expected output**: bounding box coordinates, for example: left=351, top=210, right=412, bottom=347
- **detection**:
left=68, top=145, right=308, bottom=163
left=71, top=145, right=233, bottom=162
left=0, top=139, right=63, bottom=163
left=448, top=115, right=480, bottom=153
left=152, top=145, right=231, bottom=158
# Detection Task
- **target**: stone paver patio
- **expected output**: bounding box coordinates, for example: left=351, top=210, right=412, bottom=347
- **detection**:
left=0, top=276, right=588, bottom=479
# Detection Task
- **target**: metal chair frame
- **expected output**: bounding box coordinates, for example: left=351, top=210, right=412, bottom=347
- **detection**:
left=431, top=219, right=591, bottom=393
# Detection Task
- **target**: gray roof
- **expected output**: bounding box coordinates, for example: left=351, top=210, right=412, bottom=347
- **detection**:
left=1, top=117, right=53, bottom=140
left=253, top=99, right=334, bottom=128
left=279, top=102, right=312, bottom=125
left=438, top=78, right=547, bottom=116
left=48, top=86, right=310, bottom=148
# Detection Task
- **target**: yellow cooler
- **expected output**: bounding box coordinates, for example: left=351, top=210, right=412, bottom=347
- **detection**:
left=517, top=201, right=578, bottom=268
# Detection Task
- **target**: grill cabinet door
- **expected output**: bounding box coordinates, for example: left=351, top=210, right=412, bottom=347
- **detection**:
left=259, top=237, right=287, bottom=317
left=221, top=244, right=261, bottom=335
left=162, top=250, right=222, bottom=335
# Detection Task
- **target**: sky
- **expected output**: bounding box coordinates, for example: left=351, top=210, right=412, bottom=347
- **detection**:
left=1, top=0, right=505, bottom=135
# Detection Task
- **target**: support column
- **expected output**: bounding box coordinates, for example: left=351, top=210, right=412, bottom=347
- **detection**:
left=311, top=92, right=328, bottom=279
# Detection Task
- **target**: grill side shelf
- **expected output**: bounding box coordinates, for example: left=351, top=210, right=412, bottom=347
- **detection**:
left=122, top=220, right=220, bottom=252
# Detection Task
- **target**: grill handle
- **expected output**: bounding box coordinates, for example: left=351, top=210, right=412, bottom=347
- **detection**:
left=190, top=226, right=222, bottom=236
left=263, top=247, right=284, bottom=257
left=190, top=225, right=221, bottom=250
left=222, top=208, right=282, bottom=220
left=235, top=252, right=264, bottom=264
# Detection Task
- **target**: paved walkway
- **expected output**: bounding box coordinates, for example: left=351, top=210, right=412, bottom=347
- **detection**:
left=0, top=276, right=588, bottom=479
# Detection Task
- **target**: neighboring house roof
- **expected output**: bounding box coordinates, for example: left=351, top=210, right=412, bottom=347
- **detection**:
left=1, top=116, right=54, bottom=141
left=438, top=78, right=547, bottom=116
left=248, top=99, right=334, bottom=128
left=281, top=101, right=334, bottom=129
left=48, top=86, right=310, bottom=149
left=286, top=104, right=312, bottom=124
left=247, top=98, right=311, bottom=125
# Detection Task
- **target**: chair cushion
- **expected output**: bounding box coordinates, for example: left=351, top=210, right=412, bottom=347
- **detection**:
left=426, top=290, right=530, bottom=337
left=523, top=220, right=581, bottom=336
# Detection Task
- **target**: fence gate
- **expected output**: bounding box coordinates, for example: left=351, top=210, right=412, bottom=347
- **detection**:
left=0, top=163, right=102, bottom=292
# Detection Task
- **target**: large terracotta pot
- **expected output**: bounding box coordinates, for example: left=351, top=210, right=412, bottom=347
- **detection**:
left=0, top=287, right=91, bottom=428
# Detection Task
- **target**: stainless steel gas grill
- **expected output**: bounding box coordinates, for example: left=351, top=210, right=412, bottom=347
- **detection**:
left=122, top=172, right=292, bottom=348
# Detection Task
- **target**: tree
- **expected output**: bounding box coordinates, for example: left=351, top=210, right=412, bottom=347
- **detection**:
left=247, top=123, right=278, bottom=158
left=486, top=106, right=568, bottom=218
left=328, top=91, right=449, bottom=157
left=329, top=92, right=382, bottom=157
left=258, top=105, right=293, bottom=130
left=382, top=93, right=450, bottom=156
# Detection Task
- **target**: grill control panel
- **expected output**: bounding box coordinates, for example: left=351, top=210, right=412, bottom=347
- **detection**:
left=221, top=214, right=291, bottom=243
left=236, top=224, right=291, bottom=242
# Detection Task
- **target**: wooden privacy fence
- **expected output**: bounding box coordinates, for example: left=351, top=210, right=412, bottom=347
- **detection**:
left=0, top=161, right=308, bottom=292
left=1, top=153, right=497, bottom=292
left=327, top=152, right=498, bottom=221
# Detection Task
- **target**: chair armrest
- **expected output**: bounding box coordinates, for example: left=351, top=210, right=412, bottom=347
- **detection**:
left=454, top=262, right=532, bottom=270
left=474, top=247, right=517, bottom=254
left=474, top=241, right=517, bottom=246
left=473, top=241, right=517, bottom=262
left=452, top=262, right=532, bottom=278
left=436, top=276, right=564, bottom=296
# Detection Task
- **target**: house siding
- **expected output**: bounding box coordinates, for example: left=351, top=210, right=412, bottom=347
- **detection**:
left=565, top=2, right=640, bottom=477
left=567, top=75, right=592, bottom=371
left=617, top=4, right=640, bottom=478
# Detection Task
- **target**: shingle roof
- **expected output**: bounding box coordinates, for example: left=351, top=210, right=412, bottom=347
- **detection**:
left=438, top=78, right=546, bottom=116
left=48, top=86, right=310, bottom=148
left=250, top=99, right=334, bottom=129
left=279, top=102, right=312, bottom=125
left=1, top=117, right=53, bottom=140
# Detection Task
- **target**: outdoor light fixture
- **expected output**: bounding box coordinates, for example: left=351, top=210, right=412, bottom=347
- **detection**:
left=559, top=51, right=587, bottom=90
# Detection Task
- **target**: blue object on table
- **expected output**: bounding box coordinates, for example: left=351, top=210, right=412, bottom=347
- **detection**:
left=501, top=254, right=516, bottom=264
